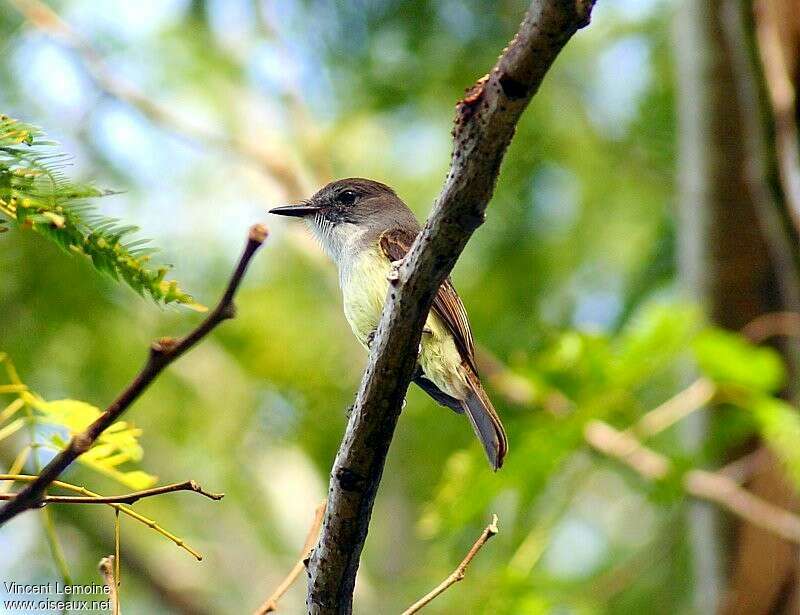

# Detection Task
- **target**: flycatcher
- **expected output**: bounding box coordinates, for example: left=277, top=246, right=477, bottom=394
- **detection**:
left=269, top=178, right=508, bottom=470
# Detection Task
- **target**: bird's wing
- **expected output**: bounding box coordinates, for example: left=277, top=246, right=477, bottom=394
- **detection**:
left=379, top=228, right=478, bottom=374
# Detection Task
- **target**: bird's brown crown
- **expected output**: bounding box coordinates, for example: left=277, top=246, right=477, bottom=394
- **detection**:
left=314, top=178, right=397, bottom=202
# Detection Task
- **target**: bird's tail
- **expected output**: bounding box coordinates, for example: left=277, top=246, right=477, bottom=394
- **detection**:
left=461, top=372, right=508, bottom=471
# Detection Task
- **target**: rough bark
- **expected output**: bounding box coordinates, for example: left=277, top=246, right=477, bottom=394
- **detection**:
left=305, top=1, right=595, bottom=613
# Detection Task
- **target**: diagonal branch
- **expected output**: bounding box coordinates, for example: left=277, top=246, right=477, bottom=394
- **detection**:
left=632, top=377, right=716, bottom=440
left=0, top=224, right=268, bottom=525
left=0, top=473, right=207, bottom=559
left=0, top=477, right=223, bottom=505
left=305, top=1, right=595, bottom=613
left=401, top=515, right=499, bottom=615
left=584, top=420, right=800, bottom=544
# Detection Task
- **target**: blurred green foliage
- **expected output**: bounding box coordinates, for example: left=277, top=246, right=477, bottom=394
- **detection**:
left=0, top=1, right=796, bottom=614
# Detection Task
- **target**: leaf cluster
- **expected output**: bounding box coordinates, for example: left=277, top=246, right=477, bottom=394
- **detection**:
left=0, top=115, right=203, bottom=309
left=421, top=303, right=800, bottom=611
left=0, top=352, right=157, bottom=490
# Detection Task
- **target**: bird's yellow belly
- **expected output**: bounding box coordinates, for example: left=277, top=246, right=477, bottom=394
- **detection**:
left=341, top=249, right=389, bottom=347
left=341, top=250, right=469, bottom=399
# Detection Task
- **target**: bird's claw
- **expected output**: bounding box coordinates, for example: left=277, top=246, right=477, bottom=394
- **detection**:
left=387, top=259, right=403, bottom=283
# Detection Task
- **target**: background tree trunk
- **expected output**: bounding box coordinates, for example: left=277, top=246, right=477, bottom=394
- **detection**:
left=676, top=0, right=800, bottom=612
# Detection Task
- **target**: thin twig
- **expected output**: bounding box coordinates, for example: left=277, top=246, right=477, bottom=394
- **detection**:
left=632, top=378, right=716, bottom=439
left=584, top=420, right=800, bottom=544
left=0, top=445, right=30, bottom=494
left=306, top=2, right=595, bottom=611
left=26, top=401, right=72, bottom=585
left=0, top=224, right=268, bottom=525
left=718, top=447, right=771, bottom=484
left=684, top=469, right=800, bottom=544
left=0, top=478, right=223, bottom=504
left=475, top=347, right=537, bottom=406
left=741, top=311, right=800, bottom=343
left=115, top=511, right=121, bottom=614
left=476, top=346, right=574, bottom=416
left=99, top=556, right=121, bottom=615
left=253, top=500, right=327, bottom=615
left=0, top=474, right=206, bottom=560
left=584, top=420, right=670, bottom=480
left=401, top=515, right=499, bottom=615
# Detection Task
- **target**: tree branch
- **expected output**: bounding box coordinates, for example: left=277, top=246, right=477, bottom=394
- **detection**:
left=0, top=473, right=208, bottom=559
left=99, top=556, right=121, bottom=615
left=741, top=310, right=800, bottom=343
left=632, top=377, right=716, bottom=440
left=253, top=500, right=326, bottom=615
left=0, top=478, right=223, bottom=505
left=584, top=420, right=800, bottom=544
left=401, top=515, right=499, bottom=615
left=306, top=2, right=595, bottom=612
left=0, top=224, right=268, bottom=525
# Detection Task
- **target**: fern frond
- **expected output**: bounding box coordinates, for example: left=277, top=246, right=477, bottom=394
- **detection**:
left=0, top=115, right=204, bottom=310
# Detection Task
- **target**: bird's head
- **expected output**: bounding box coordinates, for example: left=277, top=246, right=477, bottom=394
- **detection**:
left=269, top=178, right=401, bottom=225
left=269, top=178, right=417, bottom=261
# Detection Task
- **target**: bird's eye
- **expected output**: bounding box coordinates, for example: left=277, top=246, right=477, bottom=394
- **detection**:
left=338, top=190, right=357, bottom=205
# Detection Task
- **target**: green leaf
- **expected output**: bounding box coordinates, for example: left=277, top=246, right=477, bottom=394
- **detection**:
left=613, top=303, right=701, bottom=386
left=0, top=114, right=202, bottom=309
left=27, top=395, right=156, bottom=489
left=692, top=329, right=785, bottom=393
left=751, top=395, right=800, bottom=487
left=76, top=458, right=158, bottom=490
left=31, top=398, right=101, bottom=433
left=110, top=470, right=158, bottom=491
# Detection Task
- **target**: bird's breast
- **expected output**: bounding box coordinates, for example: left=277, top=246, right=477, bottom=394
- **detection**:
left=339, top=247, right=469, bottom=400
left=340, top=247, right=392, bottom=347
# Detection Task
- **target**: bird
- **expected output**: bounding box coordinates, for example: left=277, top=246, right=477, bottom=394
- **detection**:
left=269, top=178, right=507, bottom=470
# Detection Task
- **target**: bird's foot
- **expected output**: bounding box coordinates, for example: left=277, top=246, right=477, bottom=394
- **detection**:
left=366, top=329, right=377, bottom=348
left=387, top=259, right=403, bottom=283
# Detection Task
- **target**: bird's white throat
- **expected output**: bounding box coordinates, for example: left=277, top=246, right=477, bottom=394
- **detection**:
left=304, top=215, right=368, bottom=269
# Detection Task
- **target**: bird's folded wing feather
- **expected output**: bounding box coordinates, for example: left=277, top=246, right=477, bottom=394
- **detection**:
left=379, top=228, right=478, bottom=374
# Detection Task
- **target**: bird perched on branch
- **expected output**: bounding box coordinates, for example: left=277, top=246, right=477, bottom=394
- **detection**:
left=269, top=178, right=507, bottom=469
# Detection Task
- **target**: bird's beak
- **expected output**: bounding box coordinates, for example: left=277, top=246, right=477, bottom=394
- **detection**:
left=268, top=202, right=319, bottom=218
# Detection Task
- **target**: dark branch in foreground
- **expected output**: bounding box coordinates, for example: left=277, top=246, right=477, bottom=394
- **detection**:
left=0, top=224, right=268, bottom=525
left=306, top=1, right=595, bottom=613
left=0, top=479, right=223, bottom=505
left=401, top=515, right=499, bottom=615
